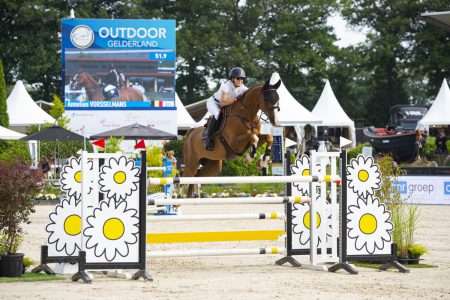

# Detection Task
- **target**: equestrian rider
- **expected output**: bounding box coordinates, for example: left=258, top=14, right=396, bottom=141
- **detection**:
left=203, top=67, right=248, bottom=150
left=102, top=67, right=126, bottom=100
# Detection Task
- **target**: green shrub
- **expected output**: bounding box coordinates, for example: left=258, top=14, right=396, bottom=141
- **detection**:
left=0, top=141, right=30, bottom=162
left=23, top=256, right=34, bottom=268
left=105, top=136, right=123, bottom=153
left=424, top=136, right=436, bottom=158
left=348, top=143, right=369, bottom=160
left=147, top=145, right=163, bottom=193
left=408, top=243, right=427, bottom=258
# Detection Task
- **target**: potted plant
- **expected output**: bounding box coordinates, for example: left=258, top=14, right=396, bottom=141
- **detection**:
left=375, top=155, right=423, bottom=265
left=0, top=159, right=43, bottom=277
left=408, top=243, right=428, bottom=264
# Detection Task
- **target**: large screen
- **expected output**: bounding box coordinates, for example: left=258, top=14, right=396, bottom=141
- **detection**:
left=61, top=19, right=177, bottom=137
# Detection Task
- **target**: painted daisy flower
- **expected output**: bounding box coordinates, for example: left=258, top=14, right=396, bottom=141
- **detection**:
left=83, top=199, right=139, bottom=261
left=60, top=157, right=94, bottom=200
left=46, top=197, right=82, bottom=256
left=346, top=155, right=381, bottom=199
left=291, top=197, right=332, bottom=248
left=291, top=155, right=312, bottom=196
left=99, top=156, right=140, bottom=202
left=347, top=196, right=393, bottom=254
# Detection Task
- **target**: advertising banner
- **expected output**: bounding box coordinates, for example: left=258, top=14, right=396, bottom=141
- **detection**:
left=394, top=176, right=450, bottom=205
left=271, top=126, right=284, bottom=175
left=61, top=19, right=177, bottom=137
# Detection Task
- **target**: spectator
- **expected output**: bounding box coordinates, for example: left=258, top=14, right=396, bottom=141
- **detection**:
left=39, top=157, right=50, bottom=175
left=436, top=128, right=448, bottom=155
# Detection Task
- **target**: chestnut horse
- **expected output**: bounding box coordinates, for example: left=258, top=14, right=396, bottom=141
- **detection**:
left=70, top=72, right=144, bottom=101
left=183, top=75, right=281, bottom=195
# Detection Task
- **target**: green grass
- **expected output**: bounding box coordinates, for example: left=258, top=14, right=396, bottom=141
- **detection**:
left=0, top=272, right=65, bottom=283
left=353, top=261, right=437, bottom=269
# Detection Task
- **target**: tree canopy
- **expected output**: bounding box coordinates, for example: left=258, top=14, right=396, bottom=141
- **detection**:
left=0, top=0, right=449, bottom=127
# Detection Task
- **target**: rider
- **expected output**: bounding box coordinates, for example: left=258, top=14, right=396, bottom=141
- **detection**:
left=203, top=67, right=248, bottom=150
left=102, top=66, right=126, bottom=100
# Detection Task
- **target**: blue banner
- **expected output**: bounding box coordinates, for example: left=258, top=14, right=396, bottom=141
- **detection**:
left=62, top=19, right=176, bottom=110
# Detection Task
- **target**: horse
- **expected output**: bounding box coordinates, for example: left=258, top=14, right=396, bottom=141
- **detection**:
left=70, top=72, right=144, bottom=101
left=182, top=74, right=282, bottom=196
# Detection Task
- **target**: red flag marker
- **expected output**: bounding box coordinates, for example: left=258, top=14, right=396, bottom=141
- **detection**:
left=135, top=139, right=146, bottom=149
left=91, top=138, right=105, bottom=149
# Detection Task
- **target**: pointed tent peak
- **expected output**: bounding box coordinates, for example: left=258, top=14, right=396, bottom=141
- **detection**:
left=439, top=78, right=450, bottom=95
left=275, top=75, right=321, bottom=126
left=270, top=72, right=281, bottom=85
left=7, top=80, right=55, bottom=127
left=314, top=79, right=340, bottom=109
left=418, top=78, right=450, bottom=127
left=175, top=93, right=196, bottom=129
left=312, top=79, right=354, bottom=126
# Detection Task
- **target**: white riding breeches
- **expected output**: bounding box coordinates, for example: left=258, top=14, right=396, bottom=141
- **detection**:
left=207, top=96, right=221, bottom=120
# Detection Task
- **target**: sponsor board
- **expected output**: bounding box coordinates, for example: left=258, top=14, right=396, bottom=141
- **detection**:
left=394, top=176, right=450, bottom=205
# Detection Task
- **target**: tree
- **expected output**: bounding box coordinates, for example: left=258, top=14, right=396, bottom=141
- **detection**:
left=0, top=60, right=8, bottom=127
left=341, top=0, right=450, bottom=126
left=49, top=94, right=64, bottom=119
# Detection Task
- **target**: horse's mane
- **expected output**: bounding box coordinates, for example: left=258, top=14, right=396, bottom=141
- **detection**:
left=237, top=84, right=262, bottom=102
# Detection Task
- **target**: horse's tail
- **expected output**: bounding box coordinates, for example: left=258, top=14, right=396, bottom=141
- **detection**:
left=180, top=128, right=195, bottom=176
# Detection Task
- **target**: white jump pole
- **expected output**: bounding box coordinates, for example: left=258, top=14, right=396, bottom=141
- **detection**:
left=147, top=212, right=285, bottom=221
left=148, top=247, right=285, bottom=257
left=148, top=175, right=341, bottom=185
left=147, top=196, right=311, bottom=206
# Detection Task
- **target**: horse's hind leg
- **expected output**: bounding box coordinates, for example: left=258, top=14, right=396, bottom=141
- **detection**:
left=182, top=157, right=200, bottom=197
left=197, top=159, right=222, bottom=177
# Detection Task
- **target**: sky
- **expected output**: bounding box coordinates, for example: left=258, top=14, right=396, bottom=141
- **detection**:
left=327, top=13, right=368, bottom=47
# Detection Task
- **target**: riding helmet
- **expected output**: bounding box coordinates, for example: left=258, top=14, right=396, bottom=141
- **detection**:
left=229, top=67, right=246, bottom=79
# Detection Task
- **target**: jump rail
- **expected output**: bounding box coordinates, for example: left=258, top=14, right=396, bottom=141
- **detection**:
left=147, top=196, right=310, bottom=206
left=148, top=247, right=285, bottom=257
left=148, top=175, right=341, bottom=185
left=147, top=212, right=284, bottom=221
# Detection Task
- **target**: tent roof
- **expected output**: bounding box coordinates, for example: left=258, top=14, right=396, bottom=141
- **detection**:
left=176, top=94, right=196, bottom=130
left=312, top=80, right=354, bottom=127
left=422, top=11, right=450, bottom=32
left=7, top=80, right=55, bottom=126
left=418, top=79, right=450, bottom=127
left=0, top=125, right=25, bottom=140
left=21, top=125, right=84, bottom=141
left=275, top=74, right=321, bottom=126
left=90, top=123, right=176, bottom=140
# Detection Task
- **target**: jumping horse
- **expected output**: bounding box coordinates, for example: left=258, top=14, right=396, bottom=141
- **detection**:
left=70, top=72, right=144, bottom=101
left=183, top=74, right=282, bottom=196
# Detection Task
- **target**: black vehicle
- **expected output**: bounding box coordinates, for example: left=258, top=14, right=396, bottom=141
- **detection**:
left=363, top=105, right=428, bottom=161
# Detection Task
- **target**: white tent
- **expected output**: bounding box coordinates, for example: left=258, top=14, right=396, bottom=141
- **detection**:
left=196, top=111, right=210, bottom=127
left=417, top=79, right=450, bottom=129
left=0, top=125, right=25, bottom=140
left=312, top=80, right=356, bottom=147
left=7, top=80, right=55, bottom=132
left=275, top=74, right=321, bottom=126
left=176, top=93, right=196, bottom=130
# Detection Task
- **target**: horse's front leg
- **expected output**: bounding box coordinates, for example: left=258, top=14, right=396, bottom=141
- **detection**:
left=249, top=134, right=259, bottom=159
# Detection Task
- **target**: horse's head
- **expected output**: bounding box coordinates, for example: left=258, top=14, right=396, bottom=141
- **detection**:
left=70, top=72, right=98, bottom=90
left=260, top=73, right=281, bottom=125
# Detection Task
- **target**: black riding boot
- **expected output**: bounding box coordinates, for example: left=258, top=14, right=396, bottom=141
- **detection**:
left=203, top=118, right=219, bottom=150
